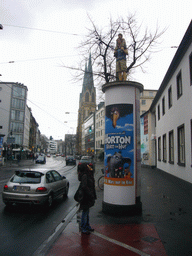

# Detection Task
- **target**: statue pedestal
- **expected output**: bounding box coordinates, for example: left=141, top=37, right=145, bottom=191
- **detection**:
left=102, top=81, right=143, bottom=216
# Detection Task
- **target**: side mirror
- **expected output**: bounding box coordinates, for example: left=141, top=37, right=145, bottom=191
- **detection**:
left=62, top=176, right=66, bottom=180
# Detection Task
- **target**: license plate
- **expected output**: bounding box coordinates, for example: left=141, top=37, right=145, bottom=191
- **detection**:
left=13, top=186, right=30, bottom=192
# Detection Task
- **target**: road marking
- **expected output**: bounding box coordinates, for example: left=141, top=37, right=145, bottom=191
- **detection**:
left=33, top=203, right=79, bottom=256
left=93, top=231, right=150, bottom=256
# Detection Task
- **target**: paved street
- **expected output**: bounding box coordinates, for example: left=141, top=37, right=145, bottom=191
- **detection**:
left=1, top=160, right=192, bottom=255
left=45, top=163, right=192, bottom=256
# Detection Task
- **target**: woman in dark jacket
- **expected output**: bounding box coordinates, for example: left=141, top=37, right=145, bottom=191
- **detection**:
left=78, top=163, right=97, bottom=234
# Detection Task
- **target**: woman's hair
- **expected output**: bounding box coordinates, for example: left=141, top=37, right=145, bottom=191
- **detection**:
left=78, top=163, right=89, bottom=173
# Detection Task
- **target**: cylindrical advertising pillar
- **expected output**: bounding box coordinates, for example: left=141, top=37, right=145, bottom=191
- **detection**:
left=102, top=81, right=143, bottom=215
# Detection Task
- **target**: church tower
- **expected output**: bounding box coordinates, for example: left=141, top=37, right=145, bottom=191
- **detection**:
left=76, top=54, right=96, bottom=155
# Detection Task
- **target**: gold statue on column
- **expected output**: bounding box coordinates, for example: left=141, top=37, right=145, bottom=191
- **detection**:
left=114, top=33, right=128, bottom=81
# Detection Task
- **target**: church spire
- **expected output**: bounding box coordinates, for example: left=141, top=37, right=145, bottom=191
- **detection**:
left=82, top=63, right=88, bottom=91
left=87, top=53, right=94, bottom=90
left=82, top=53, right=94, bottom=93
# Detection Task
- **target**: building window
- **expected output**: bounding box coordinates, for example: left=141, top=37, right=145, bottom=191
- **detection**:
left=158, top=136, right=161, bottom=161
left=157, top=104, right=160, bottom=120
left=10, top=122, right=24, bottom=133
left=189, top=53, right=192, bottom=86
left=141, top=100, right=146, bottom=105
left=149, top=91, right=154, bottom=97
left=177, top=71, right=183, bottom=99
left=169, top=130, right=174, bottom=164
left=168, top=86, right=172, bottom=109
left=14, top=134, right=23, bottom=145
left=11, top=110, right=24, bottom=121
left=163, top=134, right=167, bottom=162
left=11, top=98, right=25, bottom=109
left=178, top=124, right=185, bottom=166
left=162, top=97, right=165, bottom=116
left=12, top=86, right=25, bottom=99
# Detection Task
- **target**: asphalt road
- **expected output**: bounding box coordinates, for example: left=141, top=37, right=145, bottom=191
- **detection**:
left=0, top=157, right=79, bottom=256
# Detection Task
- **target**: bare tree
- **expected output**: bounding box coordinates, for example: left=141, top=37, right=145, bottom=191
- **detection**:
left=66, top=13, right=165, bottom=85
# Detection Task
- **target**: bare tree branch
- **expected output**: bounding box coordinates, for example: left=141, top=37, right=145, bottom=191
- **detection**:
left=63, top=13, right=165, bottom=85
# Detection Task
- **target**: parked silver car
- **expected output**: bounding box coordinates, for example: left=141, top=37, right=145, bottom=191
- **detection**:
left=2, top=169, right=69, bottom=208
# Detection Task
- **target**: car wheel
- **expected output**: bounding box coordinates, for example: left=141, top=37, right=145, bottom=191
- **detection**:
left=5, top=202, right=12, bottom=208
left=63, top=184, right=69, bottom=198
left=47, top=194, right=53, bottom=207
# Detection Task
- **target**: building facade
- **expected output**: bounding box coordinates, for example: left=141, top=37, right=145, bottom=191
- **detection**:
left=82, top=113, right=95, bottom=155
left=23, top=105, right=30, bottom=149
left=141, top=20, right=192, bottom=184
left=48, top=140, right=57, bottom=154
left=95, top=102, right=105, bottom=160
left=0, top=82, right=28, bottom=146
left=140, top=89, right=157, bottom=115
left=64, top=134, right=76, bottom=156
left=140, top=111, right=156, bottom=167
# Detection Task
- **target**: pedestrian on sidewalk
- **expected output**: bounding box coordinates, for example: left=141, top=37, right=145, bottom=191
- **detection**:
left=78, top=163, right=97, bottom=234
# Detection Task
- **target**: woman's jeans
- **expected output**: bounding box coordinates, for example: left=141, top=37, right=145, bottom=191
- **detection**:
left=81, top=209, right=90, bottom=232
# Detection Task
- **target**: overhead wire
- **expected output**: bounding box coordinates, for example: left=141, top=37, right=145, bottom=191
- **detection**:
left=0, top=82, right=76, bottom=129
left=0, top=24, right=86, bottom=65
left=3, top=24, right=86, bottom=37
left=0, top=23, right=79, bottom=134
left=0, top=55, right=78, bottom=65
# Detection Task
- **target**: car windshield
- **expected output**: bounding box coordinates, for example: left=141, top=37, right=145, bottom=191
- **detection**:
left=11, top=171, right=43, bottom=184
left=81, top=156, right=91, bottom=160
left=80, top=159, right=88, bottom=163
left=37, top=156, right=44, bottom=160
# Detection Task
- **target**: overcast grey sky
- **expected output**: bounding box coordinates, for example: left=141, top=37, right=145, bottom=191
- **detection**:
left=1, top=0, right=191, bottom=139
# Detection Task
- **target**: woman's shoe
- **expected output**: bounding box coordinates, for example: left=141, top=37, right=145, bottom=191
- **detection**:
left=81, top=230, right=90, bottom=235
left=87, top=226, right=94, bottom=232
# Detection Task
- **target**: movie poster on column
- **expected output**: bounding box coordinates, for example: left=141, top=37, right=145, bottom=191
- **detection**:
left=104, top=104, right=134, bottom=186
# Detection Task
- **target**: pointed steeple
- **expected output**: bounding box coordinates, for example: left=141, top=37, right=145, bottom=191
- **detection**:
left=82, top=53, right=94, bottom=93
left=76, top=53, right=96, bottom=155
left=82, top=63, right=88, bottom=93
left=87, top=53, right=94, bottom=91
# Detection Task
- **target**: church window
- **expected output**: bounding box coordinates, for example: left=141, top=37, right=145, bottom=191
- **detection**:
left=85, top=92, right=89, bottom=102
left=92, top=92, right=95, bottom=102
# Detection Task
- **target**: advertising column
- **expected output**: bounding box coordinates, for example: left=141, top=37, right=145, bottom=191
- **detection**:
left=102, top=81, right=143, bottom=215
